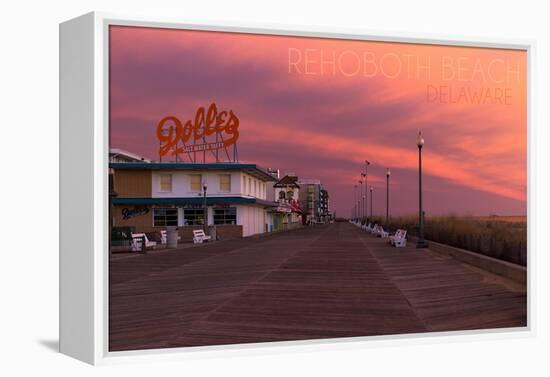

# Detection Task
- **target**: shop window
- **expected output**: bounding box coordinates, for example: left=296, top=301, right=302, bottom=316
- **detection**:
left=219, top=174, right=231, bottom=192
left=153, top=208, right=178, bottom=227
left=183, top=208, right=205, bottom=226
left=159, top=174, right=172, bottom=192
left=214, top=207, right=237, bottom=225
left=190, top=174, right=202, bottom=192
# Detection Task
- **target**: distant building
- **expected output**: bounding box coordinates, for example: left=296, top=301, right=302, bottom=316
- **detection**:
left=319, top=187, right=330, bottom=221
left=109, top=148, right=151, bottom=163
left=265, top=168, right=280, bottom=204
left=270, top=173, right=303, bottom=230
left=298, top=179, right=331, bottom=223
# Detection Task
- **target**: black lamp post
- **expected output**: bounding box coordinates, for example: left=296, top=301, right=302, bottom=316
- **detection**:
left=357, top=185, right=361, bottom=220
left=365, top=160, right=370, bottom=220
left=361, top=172, right=366, bottom=221
left=416, top=132, right=429, bottom=248
left=369, top=186, right=373, bottom=218
left=203, top=182, right=208, bottom=234
left=386, top=168, right=390, bottom=223
left=362, top=193, right=366, bottom=222
left=358, top=178, right=363, bottom=220
left=353, top=185, right=357, bottom=220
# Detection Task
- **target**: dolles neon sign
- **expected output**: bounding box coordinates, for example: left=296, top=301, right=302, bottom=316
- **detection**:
left=157, top=103, right=240, bottom=162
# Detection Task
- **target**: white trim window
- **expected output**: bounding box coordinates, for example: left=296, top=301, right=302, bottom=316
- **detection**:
left=182, top=208, right=205, bottom=226
left=213, top=207, right=237, bottom=225
left=219, top=174, right=231, bottom=192
left=159, top=174, right=172, bottom=192
left=189, top=174, right=202, bottom=192
left=153, top=208, right=178, bottom=226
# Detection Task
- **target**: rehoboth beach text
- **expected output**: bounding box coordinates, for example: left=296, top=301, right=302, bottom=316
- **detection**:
left=288, top=47, right=520, bottom=105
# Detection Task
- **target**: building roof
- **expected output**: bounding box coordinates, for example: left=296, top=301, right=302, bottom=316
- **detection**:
left=112, top=196, right=279, bottom=207
left=109, top=148, right=151, bottom=162
left=274, top=175, right=300, bottom=188
left=109, top=162, right=277, bottom=182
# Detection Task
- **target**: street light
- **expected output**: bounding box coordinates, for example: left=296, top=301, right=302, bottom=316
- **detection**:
left=361, top=172, right=366, bottom=221
left=203, top=182, right=208, bottom=234
left=386, top=168, right=391, bottom=223
left=416, top=132, right=428, bottom=248
left=362, top=192, right=366, bottom=222
left=353, top=185, right=357, bottom=220
left=369, top=186, right=374, bottom=218
left=364, top=160, right=370, bottom=220
left=358, top=178, right=363, bottom=220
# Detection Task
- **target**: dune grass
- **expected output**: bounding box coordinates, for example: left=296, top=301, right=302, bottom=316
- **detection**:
left=366, top=215, right=527, bottom=266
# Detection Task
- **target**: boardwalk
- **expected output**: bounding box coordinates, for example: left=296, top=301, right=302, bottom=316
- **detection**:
left=109, top=222, right=527, bottom=351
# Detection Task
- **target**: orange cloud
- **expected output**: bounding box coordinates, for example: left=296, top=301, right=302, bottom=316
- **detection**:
left=109, top=25, right=527, bottom=215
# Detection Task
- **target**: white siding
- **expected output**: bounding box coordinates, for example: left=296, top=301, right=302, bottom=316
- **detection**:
left=150, top=170, right=272, bottom=237
left=151, top=170, right=261, bottom=198
left=237, top=204, right=267, bottom=237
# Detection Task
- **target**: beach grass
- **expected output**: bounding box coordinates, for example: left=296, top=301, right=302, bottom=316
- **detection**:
left=368, top=215, right=527, bottom=266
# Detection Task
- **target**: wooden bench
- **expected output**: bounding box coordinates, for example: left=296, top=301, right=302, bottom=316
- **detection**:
left=193, top=229, right=212, bottom=244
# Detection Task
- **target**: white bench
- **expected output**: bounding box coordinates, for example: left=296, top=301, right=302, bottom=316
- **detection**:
left=372, top=225, right=388, bottom=238
left=389, top=229, right=402, bottom=245
left=193, top=229, right=212, bottom=244
left=389, top=229, right=407, bottom=247
left=131, top=232, right=157, bottom=251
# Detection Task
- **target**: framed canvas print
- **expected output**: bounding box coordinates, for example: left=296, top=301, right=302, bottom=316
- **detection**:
left=60, top=12, right=532, bottom=365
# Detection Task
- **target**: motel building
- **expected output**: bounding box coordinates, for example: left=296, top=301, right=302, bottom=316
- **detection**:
left=110, top=161, right=280, bottom=241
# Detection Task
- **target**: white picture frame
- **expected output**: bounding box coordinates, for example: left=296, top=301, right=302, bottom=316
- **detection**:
left=60, top=11, right=535, bottom=365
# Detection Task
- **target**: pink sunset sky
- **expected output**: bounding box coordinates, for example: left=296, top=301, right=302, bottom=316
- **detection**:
left=109, top=25, right=527, bottom=217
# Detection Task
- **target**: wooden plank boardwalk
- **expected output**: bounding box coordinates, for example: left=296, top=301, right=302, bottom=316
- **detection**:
left=109, top=222, right=527, bottom=351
